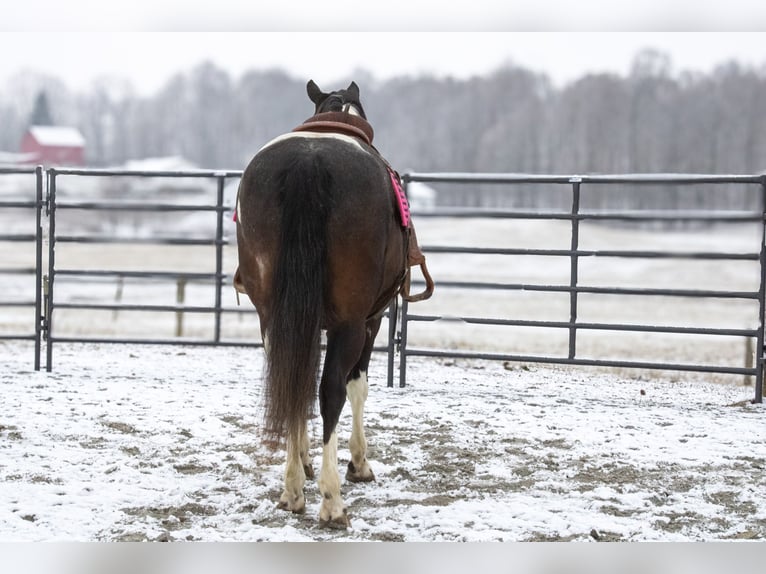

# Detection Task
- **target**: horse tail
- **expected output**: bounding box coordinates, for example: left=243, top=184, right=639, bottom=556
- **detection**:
left=262, top=153, right=332, bottom=447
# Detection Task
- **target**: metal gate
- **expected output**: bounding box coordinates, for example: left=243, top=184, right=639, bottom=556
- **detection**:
left=396, top=172, right=766, bottom=404
left=43, top=167, right=247, bottom=371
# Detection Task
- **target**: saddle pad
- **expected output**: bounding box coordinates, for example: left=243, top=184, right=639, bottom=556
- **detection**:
left=389, top=169, right=410, bottom=228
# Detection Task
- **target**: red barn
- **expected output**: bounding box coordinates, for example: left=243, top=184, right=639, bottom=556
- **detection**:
left=19, top=126, right=86, bottom=166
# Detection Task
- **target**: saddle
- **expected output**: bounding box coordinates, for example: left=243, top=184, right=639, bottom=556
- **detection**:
left=293, top=112, right=434, bottom=303
left=293, top=111, right=374, bottom=146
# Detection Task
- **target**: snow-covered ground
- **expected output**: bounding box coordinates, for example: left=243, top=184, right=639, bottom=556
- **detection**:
left=1, top=341, right=763, bottom=542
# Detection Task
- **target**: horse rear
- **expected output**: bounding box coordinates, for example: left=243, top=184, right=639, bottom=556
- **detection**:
left=235, top=81, right=408, bottom=527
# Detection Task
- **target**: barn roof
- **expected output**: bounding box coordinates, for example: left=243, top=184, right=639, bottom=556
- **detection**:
left=28, top=125, right=85, bottom=147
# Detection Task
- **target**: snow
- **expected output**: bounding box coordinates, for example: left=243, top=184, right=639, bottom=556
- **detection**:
left=119, top=156, right=200, bottom=172
left=1, top=341, right=763, bottom=542
left=0, top=152, right=38, bottom=166
left=406, top=181, right=436, bottom=212
left=28, top=126, right=86, bottom=148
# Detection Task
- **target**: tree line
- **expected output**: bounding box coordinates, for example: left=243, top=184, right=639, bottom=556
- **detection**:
left=1, top=49, right=765, bottom=209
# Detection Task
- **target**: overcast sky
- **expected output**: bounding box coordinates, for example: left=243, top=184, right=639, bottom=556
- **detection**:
left=1, top=2, right=765, bottom=96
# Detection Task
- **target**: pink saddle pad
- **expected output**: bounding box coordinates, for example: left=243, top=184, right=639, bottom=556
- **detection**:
left=389, top=169, right=410, bottom=228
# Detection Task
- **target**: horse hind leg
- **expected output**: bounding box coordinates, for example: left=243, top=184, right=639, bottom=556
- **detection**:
left=345, top=316, right=382, bottom=483
left=345, top=372, right=374, bottom=483
left=277, top=424, right=308, bottom=514
left=318, top=322, right=366, bottom=528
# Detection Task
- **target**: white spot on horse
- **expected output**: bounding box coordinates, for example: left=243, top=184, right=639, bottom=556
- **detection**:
left=346, top=371, right=375, bottom=482
left=262, top=333, right=270, bottom=355
left=342, top=103, right=362, bottom=117
left=255, top=254, right=268, bottom=285
left=347, top=372, right=367, bottom=458
left=318, top=431, right=346, bottom=524
left=258, top=131, right=368, bottom=154
left=236, top=194, right=243, bottom=226
left=278, top=428, right=307, bottom=513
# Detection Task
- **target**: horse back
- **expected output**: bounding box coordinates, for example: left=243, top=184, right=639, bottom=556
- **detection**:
left=237, top=134, right=406, bottom=325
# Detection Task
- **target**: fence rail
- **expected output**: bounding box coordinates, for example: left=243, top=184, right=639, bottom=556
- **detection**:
left=0, top=168, right=764, bottom=403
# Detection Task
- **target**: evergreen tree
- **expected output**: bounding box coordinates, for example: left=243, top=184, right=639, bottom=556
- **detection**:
left=29, top=91, right=54, bottom=126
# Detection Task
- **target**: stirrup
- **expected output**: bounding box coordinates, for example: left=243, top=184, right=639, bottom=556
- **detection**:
left=401, top=260, right=435, bottom=303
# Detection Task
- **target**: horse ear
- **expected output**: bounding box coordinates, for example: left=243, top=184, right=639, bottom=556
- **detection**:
left=307, top=80, right=325, bottom=104
left=347, top=81, right=360, bottom=100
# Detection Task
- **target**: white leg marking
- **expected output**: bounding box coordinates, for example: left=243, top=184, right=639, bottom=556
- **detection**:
left=278, top=429, right=306, bottom=513
left=300, top=424, right=314, bottom=479
left=346, top=371, right=374, bottom=482
left=318, top=432, right=348, bottom=526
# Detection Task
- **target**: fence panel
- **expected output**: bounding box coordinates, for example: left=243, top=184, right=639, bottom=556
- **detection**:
left=43, top=168, right=249, bottom=371
left=396, top=172, right=766, bottom=404
left=0, top=166, right=44, bottom=368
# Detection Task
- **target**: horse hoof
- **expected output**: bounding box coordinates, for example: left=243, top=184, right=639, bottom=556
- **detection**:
left=303, top=463, right=315, bottom=480
left=277, top=497, right=305, bottom=514
left=346, top=461, right=375, bottom=483
left=320, top=510, right=351, bottom=530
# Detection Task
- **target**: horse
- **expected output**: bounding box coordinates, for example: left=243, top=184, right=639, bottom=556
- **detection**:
left=234, top=80, right=432, bottom=528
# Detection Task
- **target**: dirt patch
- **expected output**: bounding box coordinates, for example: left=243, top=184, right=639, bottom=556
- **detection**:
left=173, top=462, right=214, bottom=475
left=100, top=420, right=139, bottom=434
left=0, top=424, right=23, bottom=441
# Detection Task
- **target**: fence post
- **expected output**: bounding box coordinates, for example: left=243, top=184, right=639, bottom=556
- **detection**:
left=113, top=276, right=124, bottom=320
left=214, top=176, right=225, bottom=343
left=387, top=296, right=399, bottom=388
left=568, top=178, right=582, bottom=360
left=744, top=336, right=754, bottom=386
left=398, top=298, right=410, bottom=388
left=755, top=178, right=766, bottom=403
left=45, top=169, right=57, bottom=372
left=34, top=165, right=44, bottom=371
left=175, top=278, right=187, bottom=337
left=397, top=173, right=413, bottom=388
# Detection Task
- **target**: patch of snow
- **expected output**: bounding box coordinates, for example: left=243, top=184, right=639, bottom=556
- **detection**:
left=119, top=156, right=200, bottom=173
left=407, top=181, right=436, bottom=212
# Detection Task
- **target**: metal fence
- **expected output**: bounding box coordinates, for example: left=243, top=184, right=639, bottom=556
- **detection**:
left=40, top=167, right=399, bottom=372
left=397, top=172, right=766, bottom=403
left=44, top=167, right=247, bottom=370
left=0, top=166, right=44, bottom=369
left=1, top=168, right=764, bottom=404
